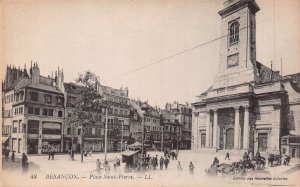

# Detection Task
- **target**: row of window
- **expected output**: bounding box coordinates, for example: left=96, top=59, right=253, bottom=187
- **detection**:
left=106, top=118, right=125, bottom=124
left=66, top=127, right=130, bottom=136
left=3, top=94, right=14, bottom=104
left=106, top=95, right=129, bottom=105
left=3, top=109, right=13, bottom=117
left=28, top=106, right=63, bottom=117
left=146, top=117, right=159, bottom=124
left=29, top=91, right=64, bottom=105
left=14, top=106, right=24, bottom=115
left=145, top=125, right=162, bottom=132
left=3, top=92, right=25, bottom=104
left=14, top=92, right=25, bottom=103
left=108, top=108, right=129, bottom=116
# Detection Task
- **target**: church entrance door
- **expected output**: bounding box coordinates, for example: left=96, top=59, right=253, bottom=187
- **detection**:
left=226, top=128, right=234, bottom=149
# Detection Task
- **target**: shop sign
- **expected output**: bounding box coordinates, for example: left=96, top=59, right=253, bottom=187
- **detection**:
left=28, top=134, right=38, bottom=139
left=42, top=134, right=61, bottom=139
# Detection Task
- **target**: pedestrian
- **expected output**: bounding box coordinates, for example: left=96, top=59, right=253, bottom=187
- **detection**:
left=159, top=156, right=164, bottom=170
left=189, top=162, right=195, bottom=175
left=11, top=151, right=15, bottom=162
left=256, top=150, right=261, bottom=160
left=148, top=157, right=153, bottom=172
left=164, top=157, right=169, bottom=170
left=116, top=158, right=120, bottom=167
left=4, top=149, right=9, bottom=161
left=89, top=150, right=93, bottom=157
left=225, top=152, right=230, bottom=160
left=175, top=152, right=178, bottom=160
left=22, top=153, right=28, bottom=172
left=96, top=159, right=101, bottom=172
left=71, top=149, right=74, bottom=160
left=84, top=150, right=87, bottom=157
left=113, top=163, right=117, bottom=174
left=177, top=161, right=183, bottom=176
left=48, top=149, right=51, bottom=160
left=213, top=157, right=219, bottom=166
left=51, top=149, right=54, bottom=160
left=153, top=156, right=158, bottom=170
left=141, top=159, right=147, bottom=173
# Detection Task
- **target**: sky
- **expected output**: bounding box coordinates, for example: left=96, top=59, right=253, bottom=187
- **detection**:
left=1, top=0, right=300, bottom=108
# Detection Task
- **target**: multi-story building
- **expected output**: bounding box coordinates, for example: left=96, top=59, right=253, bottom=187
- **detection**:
left=130, top=100, right=162, bottom=150
left=160, top=109, right=182, bottom=151
left=97, top=85, right=130, bottom=152
left=165, top=102, right=192, bottom=149
left=2, top=65, right=29, bottom=152
left=2, top=63, right=65, bottom=154
left=63, top=82, right=131, bottom=153
left=192, top=0, right=300, bottom=158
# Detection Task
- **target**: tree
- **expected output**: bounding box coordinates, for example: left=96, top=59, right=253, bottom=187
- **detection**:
left=66, top=71, right=103, bottom=163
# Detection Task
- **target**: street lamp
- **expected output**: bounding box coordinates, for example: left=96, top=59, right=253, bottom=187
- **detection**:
left=121, top=121, right=124, bottom=152
left=141, top=103, right=149, bottom=158
left=22, top=123, right=27, bottom=154
left=104, top=106, right=109, bottom=163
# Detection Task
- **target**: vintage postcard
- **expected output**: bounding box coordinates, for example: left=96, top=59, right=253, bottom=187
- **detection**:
left=1, top=0, right=299, bottom=187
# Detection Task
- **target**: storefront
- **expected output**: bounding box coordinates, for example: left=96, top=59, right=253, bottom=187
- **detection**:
left=83, top=139, right=103, bottom=152
left=42, top=139, right=61, bottom=153
left=27, top=139, right=38, bottom=154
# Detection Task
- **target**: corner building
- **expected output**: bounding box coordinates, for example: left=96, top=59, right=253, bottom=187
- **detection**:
left=192, top=0, right=300, bottom=157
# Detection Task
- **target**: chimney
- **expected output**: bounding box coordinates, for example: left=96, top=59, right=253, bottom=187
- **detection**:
left=124, top=87, right=129, bottom=97
left=56, top=67, right=64, bottom=91
left=31, top=62, right=40, bottom=84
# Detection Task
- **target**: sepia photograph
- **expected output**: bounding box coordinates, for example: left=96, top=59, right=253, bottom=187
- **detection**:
left=1, top=0, right=300, bottom=187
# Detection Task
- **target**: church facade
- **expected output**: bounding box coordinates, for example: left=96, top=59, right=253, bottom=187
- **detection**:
left=191, top=0, right=300, bottom=158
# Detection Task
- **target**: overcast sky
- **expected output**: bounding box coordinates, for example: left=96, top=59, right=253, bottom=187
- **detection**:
left=1, top=0, right=300, bottom=107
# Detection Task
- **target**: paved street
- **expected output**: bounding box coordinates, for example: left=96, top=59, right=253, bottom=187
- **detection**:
left=1, top=150, right=300, bottom=187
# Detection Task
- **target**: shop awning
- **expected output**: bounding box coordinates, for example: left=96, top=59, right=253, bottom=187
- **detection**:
left=2, top=137, right=9, bottom=143
left=127, top=141, right=142, bottom=148
left=121, top=150, right=140, bottom=157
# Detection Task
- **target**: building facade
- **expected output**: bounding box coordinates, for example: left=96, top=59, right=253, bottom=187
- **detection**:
left=2, top=63, right=65, bottom=154
left=165, top=102, right=192, bottom=149
left=191, top=0, right=300, bottom=158
left=129, top=100, right=162, bottom=150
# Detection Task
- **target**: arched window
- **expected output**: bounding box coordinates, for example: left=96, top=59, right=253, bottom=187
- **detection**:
left=229, top=21, right=239, bottom=45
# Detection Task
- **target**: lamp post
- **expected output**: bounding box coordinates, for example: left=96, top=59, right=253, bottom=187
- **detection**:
left=104, top=107, right=108, bottom=162
left=195, top=112, right=199, bottom=149
left=22, top=123, right=27, bottom=154
left=251, top=124, right=257, bottom=159
left=141, top=103, right=149, bottom=158
left=121, top=121, right=124, bottom=152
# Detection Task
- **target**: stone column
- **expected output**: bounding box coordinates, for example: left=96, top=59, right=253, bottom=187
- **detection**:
left=243, top=106, right=249, bottom=149
left=213, top=109, right=218, bottom=148
left=205, top=111, right=210, bottom=147
left=234, top=107, right=240, bottom=149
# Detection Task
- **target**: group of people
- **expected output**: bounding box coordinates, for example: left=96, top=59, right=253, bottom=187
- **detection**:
left=48, top=148, right=55, bottom=160
left=84, top=150, right=93, bottom=157
left=132, top=153, right=195, bottom=176
left=96, top=157, right=121, bottom=174
left=3, top=149, right=15, bottom=162
left=68, top=149, right=75, bottom=160
left=3, top=149, right=28, bottom=172
left=164, top=150, right=178, bottom=160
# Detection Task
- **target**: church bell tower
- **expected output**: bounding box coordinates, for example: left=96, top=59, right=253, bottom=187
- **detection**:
left=213, top=0, right=260, bottom=89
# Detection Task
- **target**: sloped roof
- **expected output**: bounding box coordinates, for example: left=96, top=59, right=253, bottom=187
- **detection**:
left=64, top=82, right=84, bottom=94
left=100, top=85, right=127, bottom=97
left=27, top=84, right=63, bottom=94
left=256, top=61, right=282, bottom=84
left=161, top=109, right=180, bottom=125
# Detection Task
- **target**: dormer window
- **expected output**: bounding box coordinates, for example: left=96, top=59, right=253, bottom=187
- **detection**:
left=229, top=21, right=239, bottom=45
